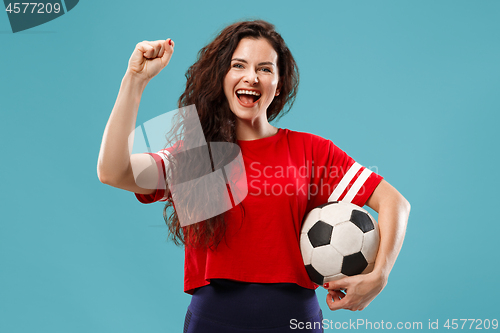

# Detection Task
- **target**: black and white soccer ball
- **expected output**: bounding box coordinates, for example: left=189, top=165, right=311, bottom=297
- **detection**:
left=300, top=201, right=380, bottom=285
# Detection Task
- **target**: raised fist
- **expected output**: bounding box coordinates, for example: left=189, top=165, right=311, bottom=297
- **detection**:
left=127, top=39, right=174, bottom=81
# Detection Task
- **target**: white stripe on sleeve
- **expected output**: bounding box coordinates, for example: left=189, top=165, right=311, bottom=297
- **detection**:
left=157, top=149, right=171, bottom=167
left=156, top=150, right=172, bottom=201
left=328, top=162, right=362, bottom=202
left=342, top=168, right=373, bottom=203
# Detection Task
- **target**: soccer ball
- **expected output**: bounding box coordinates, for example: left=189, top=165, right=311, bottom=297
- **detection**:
left=300, top=201, right=380, bottom=285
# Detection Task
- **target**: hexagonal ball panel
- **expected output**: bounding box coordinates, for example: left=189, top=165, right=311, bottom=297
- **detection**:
left=316, top=201, right=337, bottom=208
left=300, top=234, right=314, bottom=265
left=350, top=209, right=375, bottom=233
left=311, top=245, right=343, bottom=277
left=331, top=221, right=363, bottom=256
left=324, top=272, right=347, bottom=283
left=341, top=252, right=368, bottom=276
left=307, top=220, right=333, bottom=248
left=361, top=229, right=380, bottom=264
left=320, top=202, right=352, bottom=227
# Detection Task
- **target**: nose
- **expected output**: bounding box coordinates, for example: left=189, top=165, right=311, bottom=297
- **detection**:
left=243, top=70, right=258, bottom=85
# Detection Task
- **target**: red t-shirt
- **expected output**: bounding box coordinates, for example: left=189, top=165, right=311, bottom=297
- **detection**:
left=135, top=128, right=383, bottom=294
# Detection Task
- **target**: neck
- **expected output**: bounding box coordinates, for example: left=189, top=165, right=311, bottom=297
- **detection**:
left=236, top=119, right=278, bottom=141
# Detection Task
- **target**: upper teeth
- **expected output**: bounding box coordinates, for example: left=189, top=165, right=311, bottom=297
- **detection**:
left=237, top=90, right=261, bottom=96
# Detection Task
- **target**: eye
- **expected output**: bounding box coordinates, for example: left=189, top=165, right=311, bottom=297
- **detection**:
left=260, top=67, right=272, bottom=73
left=232, top=63, right=244, bottom=69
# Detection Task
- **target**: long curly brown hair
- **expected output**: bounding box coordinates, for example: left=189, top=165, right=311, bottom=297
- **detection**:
left=162, top=20, right=299, bottom=249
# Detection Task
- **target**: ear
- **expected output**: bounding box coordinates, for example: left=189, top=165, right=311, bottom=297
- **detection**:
left=275, top=80, right=282, bottom=96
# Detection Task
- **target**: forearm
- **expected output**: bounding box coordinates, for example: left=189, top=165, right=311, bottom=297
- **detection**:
left=372, top=193, right=410, bottom=281
left=97, top=72, right=149, bottom=183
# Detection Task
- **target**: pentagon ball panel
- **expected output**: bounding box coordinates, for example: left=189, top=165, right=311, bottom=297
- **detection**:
left=342, top=252, right=368, bottom=276
left=305, top=265, right=324, bottom=286
left=299, top=201, right=380, bottom=285
left=307, top=221, right=333, bottom=247
left=350, top=210, right=375, bottom=233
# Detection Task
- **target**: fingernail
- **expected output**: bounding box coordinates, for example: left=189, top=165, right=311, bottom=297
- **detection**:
left=323, top=283, right=329, bottom=289
left=168, top=39, right=172, bottom=46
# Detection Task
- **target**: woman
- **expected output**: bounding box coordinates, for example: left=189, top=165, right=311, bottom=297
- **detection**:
left=97, top=20, right=410, bottom=332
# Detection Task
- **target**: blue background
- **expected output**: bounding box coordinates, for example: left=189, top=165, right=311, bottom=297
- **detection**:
left=1, top=1, right=499, bottom=332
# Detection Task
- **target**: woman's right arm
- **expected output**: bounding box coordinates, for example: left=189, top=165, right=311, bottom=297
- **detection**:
left=97, top=39, right=174, bottom=194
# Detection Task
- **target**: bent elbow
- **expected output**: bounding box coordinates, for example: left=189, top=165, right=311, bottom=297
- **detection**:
left=405, top=199, right=411, bottom=214
left=97, top=168, right=108, bottom=185
left=97, top=166, right=115, bottom=186
left=400, top=196, right=411, bottom=221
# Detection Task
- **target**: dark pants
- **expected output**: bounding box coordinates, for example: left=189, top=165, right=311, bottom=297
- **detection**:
left=184, top=279, right=324, bottom=333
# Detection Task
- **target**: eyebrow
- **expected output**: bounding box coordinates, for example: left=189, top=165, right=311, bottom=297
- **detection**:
left=231, top=58, right=276, bottom=67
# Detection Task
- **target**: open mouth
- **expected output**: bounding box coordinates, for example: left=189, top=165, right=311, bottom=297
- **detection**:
left=236, top=89, right=261, bottom=105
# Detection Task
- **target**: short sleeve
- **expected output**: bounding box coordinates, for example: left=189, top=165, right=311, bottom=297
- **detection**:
left=307, top=137, right=383, bottom=210
left=134, top=150, right=172, bottom=204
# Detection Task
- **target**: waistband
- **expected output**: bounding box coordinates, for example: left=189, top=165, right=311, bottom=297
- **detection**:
left=188, top=279, right=321, bottom=329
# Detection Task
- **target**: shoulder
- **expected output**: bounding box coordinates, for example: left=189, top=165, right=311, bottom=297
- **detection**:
left=282, top=128, right=334, bottom=149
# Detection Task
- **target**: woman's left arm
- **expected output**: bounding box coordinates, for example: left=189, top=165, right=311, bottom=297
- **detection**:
left=324, top=179, right=411, bottom=311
